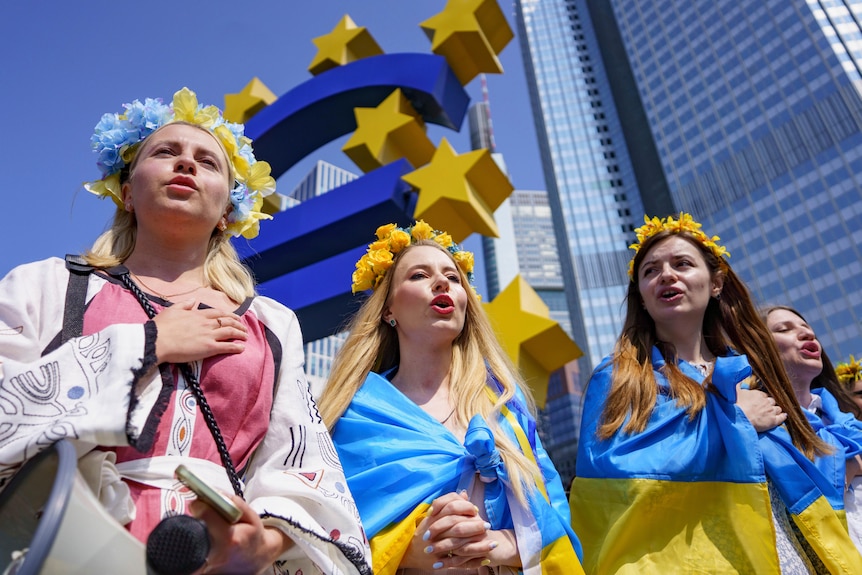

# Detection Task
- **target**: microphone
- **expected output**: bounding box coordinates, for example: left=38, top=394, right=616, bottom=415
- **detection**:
left=146, top=514, right=210, bottom=575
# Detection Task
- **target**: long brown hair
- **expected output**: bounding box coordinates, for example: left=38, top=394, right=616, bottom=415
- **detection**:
left=761, top=305, right=862, bottom=419
left=320, top=240, right=539, bottom=501
left=600, top=231, right=829, bottom=459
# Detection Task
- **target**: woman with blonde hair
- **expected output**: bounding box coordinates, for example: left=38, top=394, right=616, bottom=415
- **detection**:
left=0, top=88, right=370, bottom=574
left=571, top=213, right=862, bottom=574
left=320, top=221, right=583, bottom=575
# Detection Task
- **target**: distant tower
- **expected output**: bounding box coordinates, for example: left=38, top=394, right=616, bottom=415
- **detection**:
left=289, top=160, right=359, bottom=393
left=468, top=79, right=584, bottom=486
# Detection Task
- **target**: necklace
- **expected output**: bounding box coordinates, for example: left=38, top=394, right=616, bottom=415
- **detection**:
left=438, top=407, right=456, bottom=425
left=130, top=271, right=208, bottom=300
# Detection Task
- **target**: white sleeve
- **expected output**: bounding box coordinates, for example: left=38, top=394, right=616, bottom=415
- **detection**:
left=243, top=297, right=371, bottom=575
left=0, top=258, right=162, bottom=489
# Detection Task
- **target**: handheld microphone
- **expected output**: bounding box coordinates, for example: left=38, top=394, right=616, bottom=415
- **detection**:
left=146, top=514, right=210, bottom=575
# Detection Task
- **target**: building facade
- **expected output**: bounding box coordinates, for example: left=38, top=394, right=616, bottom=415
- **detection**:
left=515, top=0, right=862, bottom=378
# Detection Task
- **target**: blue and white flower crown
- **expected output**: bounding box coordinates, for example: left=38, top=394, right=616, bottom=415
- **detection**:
left=83, top=87, right=276, bottom=239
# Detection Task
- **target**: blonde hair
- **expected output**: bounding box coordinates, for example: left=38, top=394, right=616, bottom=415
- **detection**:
left=320, top=240, right=539, bottom=501
left=600, top=231, right=829, bottom=459
left=83, top=122, right=256, bottom=302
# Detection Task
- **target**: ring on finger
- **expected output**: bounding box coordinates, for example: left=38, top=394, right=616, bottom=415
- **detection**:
left=448, top=551, right=453, bottom=558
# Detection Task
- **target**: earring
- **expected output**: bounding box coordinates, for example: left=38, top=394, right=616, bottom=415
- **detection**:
left=124, top=202, right=133, bottom=213
left=714, top=292, right=722, bottom=301
left=389, top=318, right=397, bottom=327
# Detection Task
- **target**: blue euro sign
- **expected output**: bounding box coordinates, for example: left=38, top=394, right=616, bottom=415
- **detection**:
left=233, top=53, right=469, bottom=341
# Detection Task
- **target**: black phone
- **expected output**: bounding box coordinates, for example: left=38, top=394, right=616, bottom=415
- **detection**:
left=174, top=464, right=242, bottom=524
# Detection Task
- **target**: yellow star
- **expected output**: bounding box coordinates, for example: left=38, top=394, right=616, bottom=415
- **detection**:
left=308, top=15, right=384, bottom=76
left=342, top=89, right=436, bottom=173
left=420, top=0, right=514, bottom=85
left=484, top=276, right=582, bottom=407
left=223, top=78, right=277, bottom=124
left=402, top=138, right=513, bottom=242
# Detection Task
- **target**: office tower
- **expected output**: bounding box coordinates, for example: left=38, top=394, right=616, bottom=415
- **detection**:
left=510, top=188, right=584, bottom=486
left=290, top=160, right=359, bottom=393
left=516, top=0, right=862, bottom=367
left=469, top=90, right=584, bottom=484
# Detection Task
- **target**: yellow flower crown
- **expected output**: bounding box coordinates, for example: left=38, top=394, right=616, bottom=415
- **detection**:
left=628, top=212, right=730, bottom=279
left=83, top=87, right=276, bottom=239
left=836, top=355, right=862, bottom=384
left=351, top=220, right=475, bottom=293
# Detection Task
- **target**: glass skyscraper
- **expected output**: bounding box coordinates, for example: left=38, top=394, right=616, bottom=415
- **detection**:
left=516, top=0, right=862, bottom=372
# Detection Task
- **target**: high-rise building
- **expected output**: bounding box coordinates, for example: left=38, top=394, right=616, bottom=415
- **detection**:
left=289, top=160, right=359, bottom=393
left=469, top=88, right=585, bottom=484
left=509, top=188, right=584, bottom=486
left=515, top=0, right=862, bottom=375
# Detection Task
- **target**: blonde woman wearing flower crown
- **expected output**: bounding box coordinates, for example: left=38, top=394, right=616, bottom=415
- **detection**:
left=318, top=221, right=584, bottom=575
left=0, top=88, right=370, bottom=574
left=571, top=213, right=862, bottom=574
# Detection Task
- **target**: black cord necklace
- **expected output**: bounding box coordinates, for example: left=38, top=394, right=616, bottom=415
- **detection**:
left=120, top=273, right=244, bottom=498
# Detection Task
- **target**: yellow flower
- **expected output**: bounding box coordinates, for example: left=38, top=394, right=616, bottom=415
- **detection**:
left=628, top=212, right=729, bottom=279
left=411, top=220, right=434, bottom=241
left=352, top=260, right=376, bottom=293
left=434, top=232, right=454, bottom=249
left=376, top=223, right=397, bottom=240
left=244, top=161, right=276, bottom=197
left=453, top=250, right=474, bottom=275
left=389, top=229, right=411, bottom=253
left=84, top=172, right=123, bottom=207
left=367, top=248, right=394, bottom=271
left=368, top=239, right=389, bottom=252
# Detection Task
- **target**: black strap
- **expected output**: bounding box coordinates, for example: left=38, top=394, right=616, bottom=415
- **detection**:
left=62, top=254, right=94, bottom=344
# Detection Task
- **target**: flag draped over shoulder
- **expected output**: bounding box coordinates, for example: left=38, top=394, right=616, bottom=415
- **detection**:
left=571, top=350, right=862, bottom=574
left=332, top=371, right=584, bottom=575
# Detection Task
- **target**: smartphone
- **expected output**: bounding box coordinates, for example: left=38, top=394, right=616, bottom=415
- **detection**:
left=175, top=464, right=242, bottom=524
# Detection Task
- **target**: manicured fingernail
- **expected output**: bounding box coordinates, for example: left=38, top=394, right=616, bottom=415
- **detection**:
left=460, top=489, right=467, bottom=495
left=428, top=506, right=434, bottom=515
left=422, top=530, right=431, bottom=541
left=489, top=541, right=498, bottom=550
left=433, top=561, right=444, bottom=569
left=483, top=521, right=491, bottom=530
left=482, top=559, right=492, bottom=566
left=474, top=505, right=480, bottom=513
left=424, top=545, right=434, bottom=554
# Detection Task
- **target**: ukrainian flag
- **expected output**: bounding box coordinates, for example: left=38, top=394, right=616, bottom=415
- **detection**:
left=571, top=351, right=862, bottom=574
left=332, top=371, right=584, bottom=575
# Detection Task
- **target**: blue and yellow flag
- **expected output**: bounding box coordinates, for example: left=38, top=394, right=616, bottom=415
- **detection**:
left=332, top=371, right=584, bottom=575
left=571, top=351, right=862, bottom=574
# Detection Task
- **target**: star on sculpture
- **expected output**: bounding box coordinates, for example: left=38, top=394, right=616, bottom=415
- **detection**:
left=420, top=0, right=514, bottom=85
left=342, top=89, right=436, bottom=173
left=484, top=276, right=582, bottom=406
left=402, top=138, right=513, bottom=242
left=223, top=78, right=277, bottom=124
left=308, top=15, right=384, bottom=76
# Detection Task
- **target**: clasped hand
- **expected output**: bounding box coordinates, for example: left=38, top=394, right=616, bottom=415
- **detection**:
left=401, top=491, right=519, bottom=570
left=153, top=299, right=247, bottom=365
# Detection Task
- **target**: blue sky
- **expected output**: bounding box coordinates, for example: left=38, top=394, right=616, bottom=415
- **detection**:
left=0, top=0, right=543, bottom=277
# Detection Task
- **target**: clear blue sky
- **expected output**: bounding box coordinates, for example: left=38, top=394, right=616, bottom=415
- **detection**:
left=0, top=0, right=543, bottom=277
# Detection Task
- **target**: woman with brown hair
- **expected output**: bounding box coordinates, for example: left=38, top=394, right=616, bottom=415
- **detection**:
left=763, top=305, right=862, bottom=552
left=571, top=213, right=861, bottom=574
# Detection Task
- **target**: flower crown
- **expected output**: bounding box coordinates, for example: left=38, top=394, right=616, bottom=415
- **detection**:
left=351, top=220, right=475, bottom=293
left=83, top=87, right=276, bottom=239
left=628, top=212, right=730, bottom=279
left=836, top=355, right=862, bottom=384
